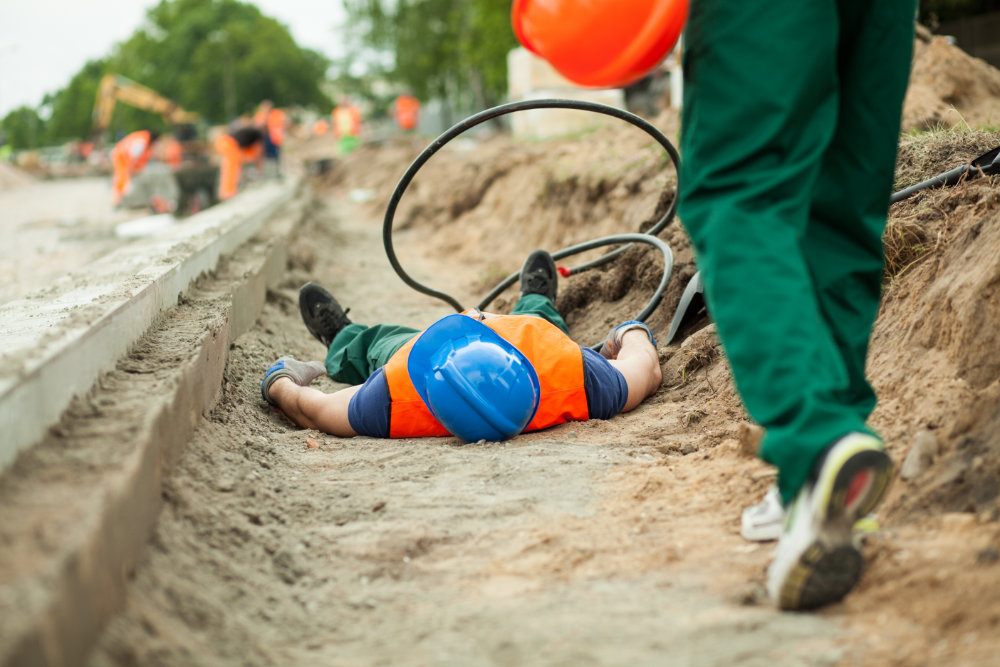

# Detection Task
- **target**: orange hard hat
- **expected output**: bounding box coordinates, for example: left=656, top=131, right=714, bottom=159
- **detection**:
left=511, top=0, right=688, bottom=88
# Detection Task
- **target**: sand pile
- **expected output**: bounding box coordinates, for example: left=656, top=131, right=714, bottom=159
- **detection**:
left=903, top=26, right=1000, bottom=131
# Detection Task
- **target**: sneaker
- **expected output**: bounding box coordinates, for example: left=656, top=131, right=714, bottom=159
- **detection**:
left=742, top=484, right=883, bottom=544
left=742, top=486, right=784, bottom=542
left=519, top=250, right=558, bottom=302
left=766, top=432, right=894, bottom=610
left=298, top=282, right=352, bottom=348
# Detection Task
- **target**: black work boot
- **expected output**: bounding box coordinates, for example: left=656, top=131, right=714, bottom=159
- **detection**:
left=298, top=282, right=352, bottom=348
left=519, top=250, right=558, bottom=302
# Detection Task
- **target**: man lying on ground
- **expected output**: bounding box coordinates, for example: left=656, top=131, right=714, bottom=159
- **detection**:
left=260, top=250, right=662, bottom=441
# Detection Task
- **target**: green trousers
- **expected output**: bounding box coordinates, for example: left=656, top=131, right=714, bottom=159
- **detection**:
left=324, top=294, right=567, bottom=385
left=677, top=0, right=916, bottom=503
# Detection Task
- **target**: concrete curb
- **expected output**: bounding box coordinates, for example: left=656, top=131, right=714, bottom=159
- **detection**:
left=0, top=180, right=296, bottom=473
left=0, top=182, right=304, bottom=666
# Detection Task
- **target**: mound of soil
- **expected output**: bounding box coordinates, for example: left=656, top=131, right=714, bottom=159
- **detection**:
left=903, top=27, right=1000, bottom=132
left=305, top=46, right=1000, bottom=660
left=81, top=30, right=1000, bottom=666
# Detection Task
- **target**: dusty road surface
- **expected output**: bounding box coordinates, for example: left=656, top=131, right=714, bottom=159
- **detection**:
left=91, top=111, right=1000, bottom=664
left=2, top=29, right=999, bottom=666
left=0, top=175, right=153, bottom=305
left=88, top=187, right=848, bottom=667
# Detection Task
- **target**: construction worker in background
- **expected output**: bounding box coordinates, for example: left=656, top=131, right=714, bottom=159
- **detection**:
left=261, top=250, right=662, bottom=441
left=110, top=129, right=160, bottom=207
left=214, top=125, right=266, bottom=201
left=512, top=0, right=913, bottom=611
left=312, top=119, right=330, bottom=136
left=162, top=136, right=183, bottom=171
left=332, top=98, right=362, bottom=156
left=254, top=100, right=286, bottom=177
left=392, top=93, right=420, bottom=132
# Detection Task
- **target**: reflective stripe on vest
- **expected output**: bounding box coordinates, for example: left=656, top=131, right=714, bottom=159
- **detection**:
left=383, top=313, right=589, bottom=438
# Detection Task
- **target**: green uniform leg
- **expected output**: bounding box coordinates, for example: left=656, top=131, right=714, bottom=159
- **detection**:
left=510, top=293, right=569, bottom=334
left=325, top=323, right=419, bottom=385
left=678, top=0, right=914, bottom=503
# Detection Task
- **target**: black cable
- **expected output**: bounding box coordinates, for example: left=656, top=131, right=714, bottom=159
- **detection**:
left=382, top=98, right=681, bottom=321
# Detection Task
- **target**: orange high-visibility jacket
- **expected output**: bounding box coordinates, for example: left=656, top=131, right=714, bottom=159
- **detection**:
left=110, top=130, right=156, bottom=204
left=382, top=312, right=589, bottom=438
left=254, top=107, right=286, bottom=145
left=393, top=95, right=420, bottom=131
left=332, top=105, right=361, bottom=138
left=164, top=138, right=183, bottom=170
left=112, top=130, right=155, bottom=173
left=267, top=109, right=286, bottom=145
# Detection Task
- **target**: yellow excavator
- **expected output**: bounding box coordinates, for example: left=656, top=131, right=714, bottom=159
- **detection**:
left=93, top=74, right=218, bottom=214
left=93, top=74, right=200, bottom=133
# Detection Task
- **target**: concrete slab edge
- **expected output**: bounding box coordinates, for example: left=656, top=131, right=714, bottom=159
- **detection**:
left=0, top=181, right=296, bottom=473
left=2, top=204, right=298, bottom=667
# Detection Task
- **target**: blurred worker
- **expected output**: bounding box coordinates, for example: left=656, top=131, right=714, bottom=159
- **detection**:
left=110, top=129, right=160, bottom=206
left=332, top=98, right=362, bottom=156
left=214, top=125, right=266, bottom=201
left=512, top=0, right=912, bottom=611
left=261, top=250, right=661, bottom=441
left=254, top=100, right=286, bottom=177
left=392, top=93, right=420, bottom=132
left=312, top=119, right=330, bottom=136
left=162, top=136, right=184, bottom=171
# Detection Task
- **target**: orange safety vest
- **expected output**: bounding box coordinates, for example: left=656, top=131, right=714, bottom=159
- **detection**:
left=267, top=108, right=285, bottom=145
left=332, top=105, right=361, bottom=138
left=254, top=107, right=286, bottom=145
left=164, top=138, right=183, bottom=170
left=382, top=312, right=589, bottom=438
left=394, top=95, right=420, bottom=131
left=113, top=130, right=154, bottom=172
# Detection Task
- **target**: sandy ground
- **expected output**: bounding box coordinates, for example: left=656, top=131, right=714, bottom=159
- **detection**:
left=91, top=114, right=1000, bottom=664
left=1, top=27, right=998, bottom=667
left=89, top=191, right=851, bottom=667
left=0, top=176, right=146, bottom=305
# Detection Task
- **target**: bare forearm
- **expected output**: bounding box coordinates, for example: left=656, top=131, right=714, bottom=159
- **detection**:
left=610, top=329, right=662, bottom=411
left=268, top=378, right=360, bottom=436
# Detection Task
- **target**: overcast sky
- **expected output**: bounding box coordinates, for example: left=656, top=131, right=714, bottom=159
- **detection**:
left=0, top=0, right=348, bottom=117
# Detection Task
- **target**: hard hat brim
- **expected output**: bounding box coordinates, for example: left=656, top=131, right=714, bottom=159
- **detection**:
left=408, top=314, right=541, bottom=437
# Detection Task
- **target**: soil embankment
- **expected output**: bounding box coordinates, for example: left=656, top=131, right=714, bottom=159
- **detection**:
left=1, top=27, right=997, bottom=667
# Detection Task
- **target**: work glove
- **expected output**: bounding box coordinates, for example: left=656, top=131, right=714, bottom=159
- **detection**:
left=260, top=356, right=327, bottom=405
left=599, top=320, right=657, bottom=359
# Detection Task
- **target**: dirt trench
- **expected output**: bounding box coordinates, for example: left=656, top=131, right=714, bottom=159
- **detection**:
left=81, top=103, right=1000, bottom=663
left=82, top=37, right=1000, bottom=659
left=89, top=189, right=844, bottom=667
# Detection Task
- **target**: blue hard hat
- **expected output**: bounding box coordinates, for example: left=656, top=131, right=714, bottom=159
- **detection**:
left=408, top=314, right=540, bottom=442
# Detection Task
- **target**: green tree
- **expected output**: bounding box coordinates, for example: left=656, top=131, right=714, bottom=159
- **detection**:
left=1, top=106, right=44, bottom=150
left=30, top=0, right=334, bottom=143
left=44, top=60, right=108, bottom=144
left=340, top=0, right=518, bottom=115
left=110, top=0, right=333, bottom=123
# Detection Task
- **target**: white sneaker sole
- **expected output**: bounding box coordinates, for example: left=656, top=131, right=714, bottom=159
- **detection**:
left=769, top=433, right=894, bottom=610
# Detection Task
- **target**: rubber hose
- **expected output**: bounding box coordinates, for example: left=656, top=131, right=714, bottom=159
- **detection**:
left=382, top=98, right=680, bottom=320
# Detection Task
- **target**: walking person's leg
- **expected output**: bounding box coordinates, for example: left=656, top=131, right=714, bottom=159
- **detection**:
left=679, top=0, right=853, bottom=502
left=678, top=0, right=912, bottom=609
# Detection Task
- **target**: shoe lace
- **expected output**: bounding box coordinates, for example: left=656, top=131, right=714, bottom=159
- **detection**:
left=315, top=303, right=350, bottom=331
